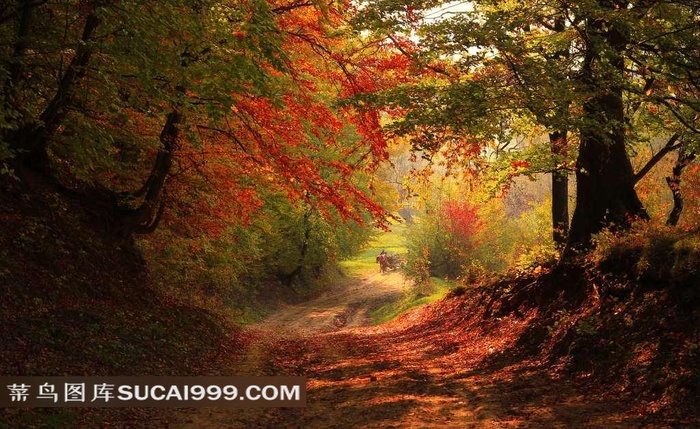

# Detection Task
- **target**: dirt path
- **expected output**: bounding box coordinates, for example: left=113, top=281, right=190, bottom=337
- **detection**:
left=257, top=270, right=407, bottom=335
left=170, top=269, right=648, bottom=429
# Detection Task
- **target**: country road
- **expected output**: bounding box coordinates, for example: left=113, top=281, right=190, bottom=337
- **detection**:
left=257, top=270, right=408, bottom=335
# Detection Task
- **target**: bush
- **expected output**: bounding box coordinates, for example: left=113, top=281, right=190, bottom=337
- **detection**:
left=405, top=200, right=482, bottom=281
left=404, top=193, right=559, bottom=283
left=591, top=221, right=700, bottom=285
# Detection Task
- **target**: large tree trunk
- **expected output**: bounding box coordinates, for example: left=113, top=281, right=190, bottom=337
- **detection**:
left=565, top=1, right=648, bottom=253
left=550, top=131, right=569, bottom=247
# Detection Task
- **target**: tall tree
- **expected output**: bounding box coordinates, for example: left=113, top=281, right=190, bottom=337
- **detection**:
left=565, top=0, right=649, bottom=249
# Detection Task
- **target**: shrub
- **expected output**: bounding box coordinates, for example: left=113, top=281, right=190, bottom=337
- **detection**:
left=591, top=221, right=700, bottom=285
left=405, top=200, right=483, bottom=280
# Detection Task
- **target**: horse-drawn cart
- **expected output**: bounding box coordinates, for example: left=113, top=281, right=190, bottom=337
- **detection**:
left=376, top=252, right=405, bottom=273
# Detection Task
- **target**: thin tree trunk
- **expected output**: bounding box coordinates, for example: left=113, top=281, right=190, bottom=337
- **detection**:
left=123, top=110, right=180, bottom=236
left=108, top=109, right=180, bottom=239
left=282, top=206, right=313, bottom=286
left=2, top=0, right=36, bottom=148
left=4, top=0, right=34, bottom=96
left=10, top=11, right=100, bottom=173
left=550, top=131, right=569, bottom=247
left=666, top=149, right=696, bottom=226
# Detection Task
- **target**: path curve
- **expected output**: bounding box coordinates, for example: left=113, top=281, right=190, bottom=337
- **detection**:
left=257, top=270, right=407, bottom=335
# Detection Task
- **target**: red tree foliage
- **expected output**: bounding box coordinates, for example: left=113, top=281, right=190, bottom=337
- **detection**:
left=158, top=1, right=414, bottom=235
left=439, top=200, right=483, bottom=245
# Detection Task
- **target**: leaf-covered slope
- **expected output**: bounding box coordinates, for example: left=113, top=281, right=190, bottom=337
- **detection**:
left=0, top=176, right=245, bottom=427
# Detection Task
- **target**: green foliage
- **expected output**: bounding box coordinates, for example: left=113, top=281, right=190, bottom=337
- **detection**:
left=43, top=0, right=287, bottom=184
left=260, top=197, right=374, bottom=284
left=507, top=196, right=559, bottom=271
left=404, top=210, right=481, bottom=282
left=405, top=215, right=456, bottom=280
left=408, top=244, right=433, bottom=292
left=472, top=198, right=557, bottom=274
left=354, top=0, right=700, bottom=249
left=141, top=188, right=377, bottom=320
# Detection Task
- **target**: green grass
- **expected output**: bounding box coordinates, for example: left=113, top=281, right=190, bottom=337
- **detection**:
left=370, top=276, right=454, bottom=324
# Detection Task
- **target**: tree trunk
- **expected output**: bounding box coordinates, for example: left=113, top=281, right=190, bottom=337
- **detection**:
left=281, top=206, right=313, bottom=287
left=9, top=11, right=100, bottom=173
left=548, top=16, right=569, bottom=249
left=550, top=131, right=569, bottom=247
left=133, top=110, right=180, bottom=232
left=114, top=109, right=180, bottom=237
left=666, top=149, right=696, bottom=226
left=3, top=0, right=34, bottom=97
left=565, top=2, right=648, bottom=253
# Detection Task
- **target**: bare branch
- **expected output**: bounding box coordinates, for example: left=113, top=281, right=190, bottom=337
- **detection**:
left=634, top=132, right=682, bottom=183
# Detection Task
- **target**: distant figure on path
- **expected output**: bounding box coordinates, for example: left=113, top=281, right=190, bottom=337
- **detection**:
left=376, top=250, right=388, bottom=273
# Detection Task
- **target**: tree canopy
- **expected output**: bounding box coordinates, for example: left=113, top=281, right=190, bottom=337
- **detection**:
left=1, top=0, right=411, bottom=239
left=2, top=0, right=700, bottom=258
left=351, top=0, right=700, bottom=250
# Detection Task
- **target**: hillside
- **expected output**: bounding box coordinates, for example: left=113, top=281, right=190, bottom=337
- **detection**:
left=0, top=177, right=247, bottom=427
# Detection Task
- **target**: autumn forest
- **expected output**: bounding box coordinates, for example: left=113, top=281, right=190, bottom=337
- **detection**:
left=1, top=0, right=700, bottom=427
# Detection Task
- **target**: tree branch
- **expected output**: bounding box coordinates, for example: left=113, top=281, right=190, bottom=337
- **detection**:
left=666, top=148, right=696, bottom=226
left=272, top=1, right=313, bottom=14
left=634, top=132, right=681, bottom=183
left=39, top=13, right=100, bottom=135
left=386, top=34, right=450, bottom=77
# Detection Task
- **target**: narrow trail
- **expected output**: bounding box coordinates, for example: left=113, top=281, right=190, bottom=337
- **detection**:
left=171, top=267, right=646, bottom=428
left=257, top=270, right=407, bottom=335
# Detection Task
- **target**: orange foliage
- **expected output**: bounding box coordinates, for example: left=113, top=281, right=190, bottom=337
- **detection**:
left=159, top=1, right=413, bottom=235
